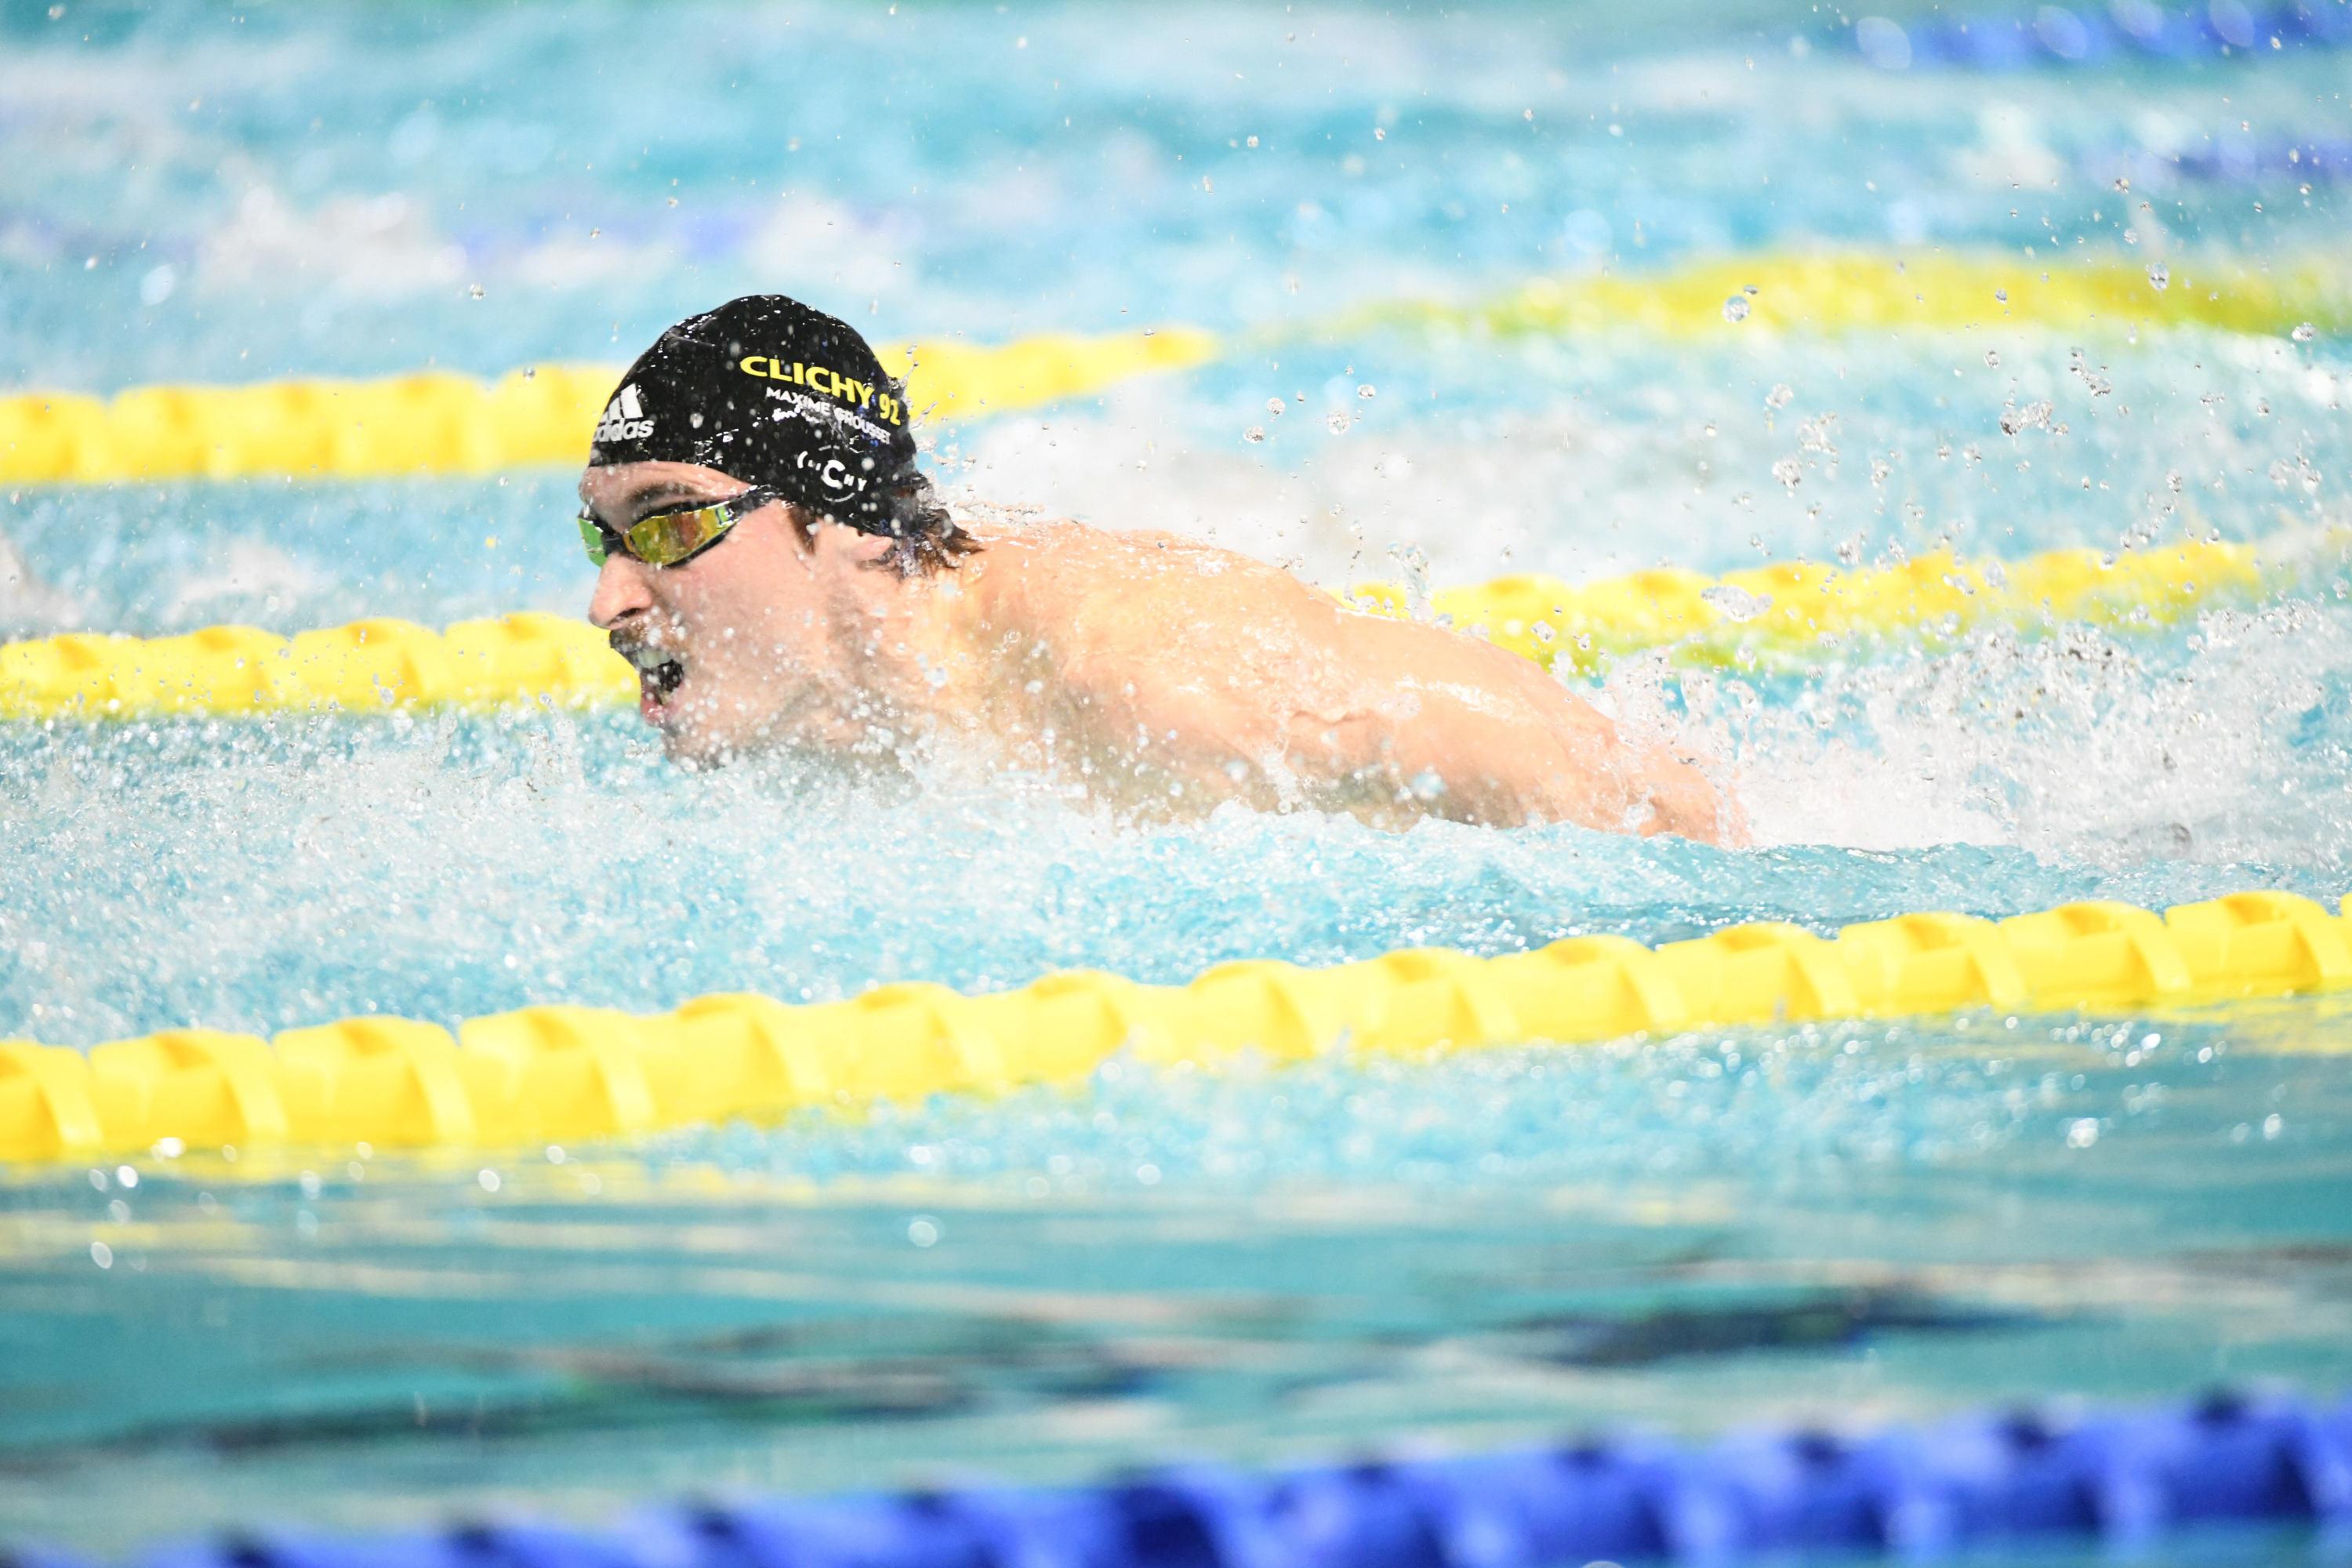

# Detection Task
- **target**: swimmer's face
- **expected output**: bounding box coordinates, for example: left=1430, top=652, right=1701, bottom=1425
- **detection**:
left=582, top=460, right=845, bottom=764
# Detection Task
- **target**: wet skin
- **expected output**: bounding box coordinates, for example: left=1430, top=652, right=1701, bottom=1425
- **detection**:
left=582, top=460, right=1741, bottom=841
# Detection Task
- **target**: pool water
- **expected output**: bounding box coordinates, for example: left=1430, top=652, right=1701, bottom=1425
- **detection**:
left=3, top=0, right=2350, bottom=1557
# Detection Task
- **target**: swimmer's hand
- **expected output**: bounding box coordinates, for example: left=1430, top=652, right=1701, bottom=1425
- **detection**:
left=1633, top=743, right=1747, bottom=847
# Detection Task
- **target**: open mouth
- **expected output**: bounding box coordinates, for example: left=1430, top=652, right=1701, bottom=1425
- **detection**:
left=617, top=638, right=688, bottom=714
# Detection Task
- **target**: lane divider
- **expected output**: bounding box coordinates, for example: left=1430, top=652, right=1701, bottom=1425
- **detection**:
left=34, top=1388, right=2347, bottom=1567
left=4, top=252, right=2342, bottom=486
left=1846, top=0, right=2352, bottom=71
left=1336, top=252, right=2348, bottom=342
left=2093, top=135, right=2352, bottom=187
left=1392, top=533, right=2259, bottom=674
left=0, top=537, right=2269, bottom=720
left=0, top=329, right=1217, bottom=486
left=2, top=887, right=2345, bottom=1162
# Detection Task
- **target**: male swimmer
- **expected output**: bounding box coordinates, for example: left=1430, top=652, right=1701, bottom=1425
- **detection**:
left=580, top=295, right=1739, bottom=842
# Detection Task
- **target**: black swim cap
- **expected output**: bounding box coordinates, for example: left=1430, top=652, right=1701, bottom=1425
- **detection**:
left=586, top=295, right=918, bottom=534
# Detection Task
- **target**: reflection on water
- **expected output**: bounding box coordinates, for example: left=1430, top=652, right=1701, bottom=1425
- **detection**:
left=3, top=1015, right=2347, bottom=1552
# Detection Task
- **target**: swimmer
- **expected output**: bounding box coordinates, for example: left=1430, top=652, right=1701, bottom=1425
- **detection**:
left=580, top=295, right=1740, bottom=842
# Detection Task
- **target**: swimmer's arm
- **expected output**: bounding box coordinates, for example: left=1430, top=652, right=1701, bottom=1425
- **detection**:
left=1044, top=532, right=1741, bottom=839
left=1358, top=624, right=1745, bottom=842
left=1490, top=653, right=1743, bottom=843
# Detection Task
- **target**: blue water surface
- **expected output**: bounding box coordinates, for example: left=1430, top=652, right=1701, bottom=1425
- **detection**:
left=2, top=0, right=2350, bottom=1559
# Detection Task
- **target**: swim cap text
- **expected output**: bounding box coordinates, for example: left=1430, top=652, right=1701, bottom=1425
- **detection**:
left=738, top=355, right=903, bottom=426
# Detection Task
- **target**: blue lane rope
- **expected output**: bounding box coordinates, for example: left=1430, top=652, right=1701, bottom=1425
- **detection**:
left=1846, top=1, right=2352, bottom=70
left=2151, top=136, right=2350, bottom=183
left=20, top=1388, right=2351, bottom=1568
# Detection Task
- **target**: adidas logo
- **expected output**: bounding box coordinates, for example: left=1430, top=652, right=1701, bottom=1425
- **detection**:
left=594, top=383, right=655, bottom=443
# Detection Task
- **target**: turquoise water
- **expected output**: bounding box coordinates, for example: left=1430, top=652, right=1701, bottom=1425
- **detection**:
left=4, top=0, right=2352, bottom=1558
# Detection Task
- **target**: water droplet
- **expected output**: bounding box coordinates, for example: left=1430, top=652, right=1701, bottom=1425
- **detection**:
left=2147, top=263, right=2169, bottom=292
left=1766, top=383, right=1794, bottom=410
left=908, top=1216, right=941, bottom=1247
left=1722, top=294, right=1751, bottom=323
left=467, top=282, right=486, bottom=299
left=1984, top=350, right=2001, bottom=367
left=1999, top=398, right=2054, bottom=436
left=1356, top=383, right=1377, bottom=398
left=1326, top=412, right=1352, bottom=434
left=1374, top=126, right=1386, bottom=141
left=89, top=1241, right=112, bottom=1269
left=1266, top=397, right=1285, bottom=416
left=2291, top=321, right=2316, bottom=343
left=1243, top=426, right=1266, bottom=444
left=1994, top=289, right=2009, bottom=303
left=2066, top=1118, right=2100, bottom=1149
left=1700, top=583, right=1775, bottom=622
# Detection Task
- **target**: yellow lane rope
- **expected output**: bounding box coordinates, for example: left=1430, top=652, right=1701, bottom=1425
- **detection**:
left=3, top=888, right=2345, bottom=1163
left=0, top=329, right=1218, bottom=486
left=1330, top=252, right=2350, bottom=341
left=1397, top=533, right=2264, bottom=675
left=2, top=252, right=2339, bottom=486
left=0, top=535, right=2272, bottom=720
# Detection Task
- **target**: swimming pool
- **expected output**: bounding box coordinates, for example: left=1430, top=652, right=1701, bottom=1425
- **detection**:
left=3, top=0, right=2350, bottom=1559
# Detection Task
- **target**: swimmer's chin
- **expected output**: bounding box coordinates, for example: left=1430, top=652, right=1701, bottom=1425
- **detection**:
left=637, top=679, right=781, bottom=768
left=641, top=696, right=746, bottom=770
left=651, top=709, right=923, bottom=789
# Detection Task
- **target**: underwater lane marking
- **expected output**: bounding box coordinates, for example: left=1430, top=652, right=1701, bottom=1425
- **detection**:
left=0, top=532, right=2288, bottom=720
left=2, top=890, right=2347, bottom=1163
left=2, top=252, right=2342, bottom=485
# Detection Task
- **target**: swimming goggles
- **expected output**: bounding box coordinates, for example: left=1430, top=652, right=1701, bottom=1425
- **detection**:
left=577, top=486, right=778, bottom=568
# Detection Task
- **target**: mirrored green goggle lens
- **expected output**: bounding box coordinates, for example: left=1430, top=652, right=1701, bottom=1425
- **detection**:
left=578, top=501, right=738, bottom=568
left=628, top=503, right=734, bottom=564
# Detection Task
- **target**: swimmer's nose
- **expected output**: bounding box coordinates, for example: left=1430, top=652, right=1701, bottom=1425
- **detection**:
left=587, top=554, right=654, bottom=631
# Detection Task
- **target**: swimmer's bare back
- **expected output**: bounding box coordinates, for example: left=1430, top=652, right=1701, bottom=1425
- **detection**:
left=949, top=520, right=1742, bottom=842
